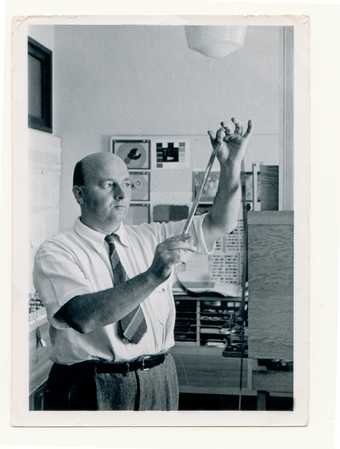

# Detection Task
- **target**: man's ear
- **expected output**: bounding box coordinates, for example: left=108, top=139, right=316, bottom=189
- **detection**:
left=72, top=186, right=84, bottom=205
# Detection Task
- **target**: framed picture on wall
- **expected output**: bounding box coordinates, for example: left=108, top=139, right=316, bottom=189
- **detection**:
left=130, top=171, right=150, bottom=201
left=111, top=138, right=151, bottom=169
left=154, top=138, right=190, bottom=169
left=124, top=203, right=150, bottom=225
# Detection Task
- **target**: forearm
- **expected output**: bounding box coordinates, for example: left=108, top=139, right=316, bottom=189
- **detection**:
left=205, top=160, right=242, bottom=241
left=57, top=269, right=162, bottom=334
left=203, top=117, right=252, bottom=244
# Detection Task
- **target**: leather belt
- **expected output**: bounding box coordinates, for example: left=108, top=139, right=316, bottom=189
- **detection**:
left=91, top=353, right=167, bottom=374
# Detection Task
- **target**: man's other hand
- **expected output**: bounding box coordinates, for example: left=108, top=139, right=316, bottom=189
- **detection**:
left=148, top=235, right=196, bottom=282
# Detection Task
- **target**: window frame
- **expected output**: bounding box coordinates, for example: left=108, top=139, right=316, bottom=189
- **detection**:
left=28, top=37, right=53, bottom=133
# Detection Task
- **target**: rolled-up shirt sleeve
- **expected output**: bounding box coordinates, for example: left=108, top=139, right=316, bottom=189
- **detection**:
left=33, top=243, right=92, bottom=329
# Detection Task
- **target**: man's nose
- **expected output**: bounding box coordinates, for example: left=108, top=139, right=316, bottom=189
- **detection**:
left=113, top=184, right=125, bottom=200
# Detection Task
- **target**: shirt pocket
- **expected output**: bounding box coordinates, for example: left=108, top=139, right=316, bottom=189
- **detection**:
left=145, top=284, right=171, bottom=327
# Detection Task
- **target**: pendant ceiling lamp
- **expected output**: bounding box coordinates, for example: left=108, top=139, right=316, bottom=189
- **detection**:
left=185, top=26, right=247, bottom=58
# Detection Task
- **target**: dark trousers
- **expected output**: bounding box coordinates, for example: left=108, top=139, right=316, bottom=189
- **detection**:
left=44, top=353, right=179, bottom=411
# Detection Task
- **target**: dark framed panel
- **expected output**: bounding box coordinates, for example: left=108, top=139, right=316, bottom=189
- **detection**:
left=28, top=37, right=52, bottom=133
left=111, top=139, right=151, bottom=169
left=153, top=204, right=189, bottom=222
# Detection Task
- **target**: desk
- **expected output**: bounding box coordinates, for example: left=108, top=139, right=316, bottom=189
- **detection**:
left=172, top=294, right=252, bottom=399
left=171, top=345, right=253, bottom=396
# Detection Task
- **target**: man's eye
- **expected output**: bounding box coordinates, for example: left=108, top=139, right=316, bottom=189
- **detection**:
left=124, top=181, right=132, bottom=188
left=104, top=182, right=113, bottom=188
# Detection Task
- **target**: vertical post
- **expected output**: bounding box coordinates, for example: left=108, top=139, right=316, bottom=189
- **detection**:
left=252, top=163, right=260, bottom=211
left=257, top=391, right=269, bottom=411
left=279, top=26, right=294, bottom=210
left=247, top=358, right=254, bottom=391
left=196, top=299, right=201, bottom=346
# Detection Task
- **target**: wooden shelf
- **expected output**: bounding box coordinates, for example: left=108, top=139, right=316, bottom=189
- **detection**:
left=174, top=295, right=245, bottom=349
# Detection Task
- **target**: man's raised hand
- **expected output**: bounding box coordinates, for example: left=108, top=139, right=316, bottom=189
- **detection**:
left=208, top=117, right=253, bottom=166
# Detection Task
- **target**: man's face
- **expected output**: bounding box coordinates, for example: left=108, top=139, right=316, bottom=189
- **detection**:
left=79, top=156, right=132, bottom=231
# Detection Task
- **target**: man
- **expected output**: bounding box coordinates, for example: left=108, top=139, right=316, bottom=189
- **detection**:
left=33, top=118, right=252, bottom=411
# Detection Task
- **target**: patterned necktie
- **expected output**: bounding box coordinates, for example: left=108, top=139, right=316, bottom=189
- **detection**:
left=105, top=233, right=147, bottom=344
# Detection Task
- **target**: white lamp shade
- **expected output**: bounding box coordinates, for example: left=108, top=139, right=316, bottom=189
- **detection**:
left=185, top=26, right=247, bottom=58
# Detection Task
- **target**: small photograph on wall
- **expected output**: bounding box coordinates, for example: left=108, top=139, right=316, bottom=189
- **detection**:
left=112, top=138, right=151, bottom=169
left=124, top=203, right=150, bottom=225
left=154, top=139, right=190, bottom=169
left=130, top=171, right=150, bottom=201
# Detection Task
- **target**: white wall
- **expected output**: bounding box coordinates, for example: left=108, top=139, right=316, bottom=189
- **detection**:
left=28, top=26, right=62, bottom=293
left=54, top=25, right=287, bottom=230
left=29, top=131, right=62, bottom=284
left=28, top=25, right=55, bottom=51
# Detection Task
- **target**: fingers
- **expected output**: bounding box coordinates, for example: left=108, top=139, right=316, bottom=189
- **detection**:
left=225, top=117, right=253, bottom=138
left=207, top=127, right=225, bottom=145
left=158, top=235, right=196, bottom=264
left=163, top=248, right=195, bottom=265
left=150, top=235, right=197, bottom=281
left=232, top=117, right=253, bottom=138
left=162, top=245, right=196, bottom=255
left=220, top=121, right=231, bottom=135
left=209, top=118, right=253, bottom=145
left=216, top=127, right=225, bottom=143
left=231, top=117, right=243, bottom=135
left=161, top=235, right=196, bottom=252
left=165, top=234, right=191, bottom=243
left=242, top=120, right=253, bottom=138
left=220, top=121, right=231, bottom=143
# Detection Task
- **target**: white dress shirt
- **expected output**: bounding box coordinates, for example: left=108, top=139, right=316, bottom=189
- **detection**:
left=33, top=214, right=210, bottom=364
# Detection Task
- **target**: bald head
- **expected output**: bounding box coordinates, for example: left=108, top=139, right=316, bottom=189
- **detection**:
left=72, top=152, right=132, bottom=233
left=73, top=152, right=128, bottom=187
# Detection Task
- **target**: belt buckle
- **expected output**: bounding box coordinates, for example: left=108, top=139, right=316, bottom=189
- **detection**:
left=123, top=361, right=130, bottom=375
left=141, top=355, right=151, bottom=371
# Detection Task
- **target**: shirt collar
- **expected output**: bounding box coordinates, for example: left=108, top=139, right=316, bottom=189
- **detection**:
left=74, top=218, right=130, bottom=248
left=112, top=222, right=130, bottom=247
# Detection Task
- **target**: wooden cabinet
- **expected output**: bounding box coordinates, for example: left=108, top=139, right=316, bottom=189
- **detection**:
left=247, top=211, right=294, bottom=361
left=247, top=211, right=294, bottom=407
